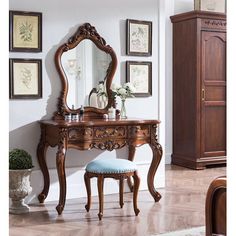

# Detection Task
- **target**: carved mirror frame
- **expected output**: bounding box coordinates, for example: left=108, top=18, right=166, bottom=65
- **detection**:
left=53, top=23, right=117, bottom=120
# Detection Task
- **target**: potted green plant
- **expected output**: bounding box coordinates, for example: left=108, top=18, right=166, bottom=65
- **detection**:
left=9, top=148, right=34, bottom=214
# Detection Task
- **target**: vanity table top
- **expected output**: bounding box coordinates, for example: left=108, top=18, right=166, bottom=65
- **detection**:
left=39, top=118, right=161, bottom=127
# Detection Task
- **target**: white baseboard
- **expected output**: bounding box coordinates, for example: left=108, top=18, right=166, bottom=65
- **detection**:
left=25, top=161, right=165, bottom=204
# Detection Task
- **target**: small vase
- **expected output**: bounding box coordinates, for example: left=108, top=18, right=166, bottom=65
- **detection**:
left=120, top=99, right=127, bottom=119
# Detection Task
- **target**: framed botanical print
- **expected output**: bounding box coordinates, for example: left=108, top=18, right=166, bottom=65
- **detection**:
left=9, top=11, right=42, bottom=52
left=9, top=58, right=42, bottom=99
left=126, top=19, right=152, bottom=56
left=126, top=61, right=152, bottom=97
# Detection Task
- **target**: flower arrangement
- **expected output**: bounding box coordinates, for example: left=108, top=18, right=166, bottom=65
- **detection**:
left=96, top=81, right=107, bottom=109
left=97, top=82, right=107, bottom=97
left=111, top=82, right=136, bottom=100
left=111, top=82, right=136, bottom=119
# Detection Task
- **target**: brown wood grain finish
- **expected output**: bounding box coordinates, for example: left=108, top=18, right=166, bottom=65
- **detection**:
left=205, top=176, right=226, bottom=236
left=119, top=179, right=124, bottom=208
left=37, top=125, right=50, bottom=203
left=171, top=11, right=226, bottom=169
left=201, top=31, right=226, bottom=159
left=37, top=118, right=162, bottom=214
left=84, top=170, right=140, bottom=220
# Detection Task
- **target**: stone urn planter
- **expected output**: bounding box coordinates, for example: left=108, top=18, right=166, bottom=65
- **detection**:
left=9, top=169, right=32, bottom=214
left=9, top=149, right=34, bottom=214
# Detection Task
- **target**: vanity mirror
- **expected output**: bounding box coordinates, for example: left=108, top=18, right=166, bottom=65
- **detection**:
left=53, top=23, right=117, bottom=119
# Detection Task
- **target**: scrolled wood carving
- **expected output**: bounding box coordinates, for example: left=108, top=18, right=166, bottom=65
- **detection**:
left=90, top=140, right=127, bottom=151
left=68, top=23, right=106, bottom=47
left=150, top=124, right=162, bottom=155
left=202, top=19, right=226, bottom=29
left=94, top=126, right=126, bottom=138
left=57, top=128, right=68, bottom=155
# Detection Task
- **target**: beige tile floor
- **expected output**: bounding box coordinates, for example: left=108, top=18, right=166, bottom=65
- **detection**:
left=9, top=164, right=226, bottom=236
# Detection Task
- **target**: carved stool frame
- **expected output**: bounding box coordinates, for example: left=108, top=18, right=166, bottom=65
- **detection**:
left=84, top=170, right=140, bottom=220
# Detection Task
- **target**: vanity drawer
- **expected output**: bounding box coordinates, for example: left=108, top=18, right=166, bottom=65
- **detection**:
left=129, top=125, right=150, bottom=138
left=68, top=127, right=93, bottom=140
left=93, top=126, right=127, bottom=139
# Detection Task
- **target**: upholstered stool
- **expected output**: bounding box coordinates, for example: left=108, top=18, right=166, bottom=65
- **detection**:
left=84, top=159, right=140, bottom=220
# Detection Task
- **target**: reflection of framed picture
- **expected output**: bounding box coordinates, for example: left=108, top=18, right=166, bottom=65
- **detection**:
left=9, top=58, right=42, bottom=99
left=194, top=0, right=226, bottom=13
left=126, top=19, right=152, bottom=56
left=126, top=61, right=152, bottom=97
left=9, top=11, right=42, bottom=52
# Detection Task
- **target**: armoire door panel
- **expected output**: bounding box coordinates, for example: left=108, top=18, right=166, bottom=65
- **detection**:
left=202, top=32, right=226, bottom=82
left=203, top=105, right=226, bottom=155
left=201, top=30, right=226, bottom=159
left=205, top=85, right=226, bottom=101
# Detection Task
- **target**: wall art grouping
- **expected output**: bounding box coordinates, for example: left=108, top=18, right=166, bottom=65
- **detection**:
left=126, top=19, right=152, bottom=97
left=9, top=10, right=43, bottom=99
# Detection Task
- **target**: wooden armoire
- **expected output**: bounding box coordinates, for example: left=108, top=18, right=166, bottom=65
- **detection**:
left=170, top=11, right=226, bottom=169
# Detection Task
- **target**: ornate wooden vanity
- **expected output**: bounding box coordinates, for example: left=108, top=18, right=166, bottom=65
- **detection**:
left=37, top=23, right=163, bottom=215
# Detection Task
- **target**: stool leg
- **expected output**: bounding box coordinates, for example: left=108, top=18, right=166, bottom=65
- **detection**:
left=132, top=171, right=140, bottom=216
left=84, top=172, right=91, bottom=212
left=97, top=175, right=104, bottom=220
left=119, top=179, right=124, bottom=208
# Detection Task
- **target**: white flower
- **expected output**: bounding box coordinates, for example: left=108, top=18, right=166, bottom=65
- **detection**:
left=118, top=87, right=127, bottom=96
left=111, top=83, right=121, bottom=91
left=123, top=82, right=136, bottom=93
left=111, top=82, right=135, bottom=100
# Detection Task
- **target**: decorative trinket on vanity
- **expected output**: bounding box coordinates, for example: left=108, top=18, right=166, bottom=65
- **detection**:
left=108, top=107, right=116, bottom=119
left=64, top=113, right=71, bottom=121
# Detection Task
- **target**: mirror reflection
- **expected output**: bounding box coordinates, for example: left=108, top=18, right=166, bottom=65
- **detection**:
left=61, top=39, right=112, bottom=110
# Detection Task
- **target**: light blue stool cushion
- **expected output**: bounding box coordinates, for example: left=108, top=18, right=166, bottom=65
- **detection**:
left=86, top=159, right=137, bottom=174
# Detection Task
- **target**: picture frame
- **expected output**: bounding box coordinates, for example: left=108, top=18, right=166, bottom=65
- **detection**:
left=194, top=0, right=226, bottom=13
left=9, top=58, right=42, bottom=99
left=126, top=19, right=152, bottom=56
left=9, top=11, right=42, bottom=52
left=126, top=61, right=152, bottom=97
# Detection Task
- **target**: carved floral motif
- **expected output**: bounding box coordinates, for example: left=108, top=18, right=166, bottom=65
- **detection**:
left=71, top=23, right=106, bottom=46
left=90, top=140, right=127, bottom=151
left=150, top=125, right=162, bottom=156
left=57, top=128, right=68, bottom=156
left=94, top=127, right=126, bottom=138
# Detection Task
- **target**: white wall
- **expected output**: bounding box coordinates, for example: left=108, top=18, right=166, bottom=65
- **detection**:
left=165, top=0, right=194, bottom=164
left=9, top=0, right=166, bottom=203
left=174, top=0, right=194, bottom=14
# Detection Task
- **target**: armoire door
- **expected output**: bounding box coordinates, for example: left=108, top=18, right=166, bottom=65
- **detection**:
left=201, top=31, right=226, bottom=158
